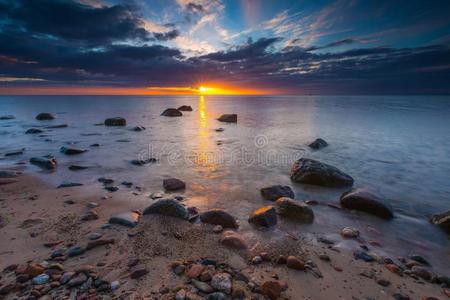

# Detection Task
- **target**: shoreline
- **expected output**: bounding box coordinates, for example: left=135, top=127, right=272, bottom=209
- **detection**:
left=0, top=171, right=448, bottom=299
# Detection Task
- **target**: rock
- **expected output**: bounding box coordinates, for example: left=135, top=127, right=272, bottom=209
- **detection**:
left=176, top=289, right=186, bottom=300
left=105, top=186, right=118, bottom=192
left=4, top=148, right=25, bottom=156
left=207, top=293, right=226, bottom=300
left=341, top=227, right=359, bottom=238
left=215, top=128, right=225, bottom=132
left=290, top=158, right=353, bottom=187
left=187, top=264, right=204, bottom=278
left=131, top=158, right=157, bottom=166
left=86, top=238, right=115, bottom=250
left=131, top=126, right=146, bottom=131
left=81, top=210, right=99, bottom=221
left=376, top=278, right=390, bottom=287
left=261, top=281, right=282, bottom=300
left=30, top=157, right=57, bottom=169
left=308, top=138, right=328, bottom=150
left=0, top=170, right=21, bottom=178
left=217, top=114, right=237, bottom=123
left=98, top=177, right=114, bottom=184
left=260, top=185, right=294, bottom=201
left=27, top=264, right=45, bottom=277
left=130, top=265, right=148, bottom=279
left=67, top=246, right=86, bottom=257
left=178, top=105, right=193, bottom=111
left=191, top=279, right=214, bottom=293
left=122, top=181, right=133, bottom=187
left=251, top=256, right=263, bottom=264
left=26, top=128, right=44, bottom=134
left=90, top=143, right=100, bottom=147
left=68, top=165, right=88, bottom=170
left=220, top=231, right=247, bottom=249
left=211, top=272, right=232, bottom=294
left=163, top=178, right=186, bottom=191
left=409, top=255, right=430, bottom=266
left=143, top=199, right=188, bottom=219
left=60, top=146, right=87, bottom=155
left=46, top=124, right=68, bottom=128
left=353, top=250, right=374, bottom=262
left=200, top=209, right=238, bottom=228
left=213, top=225, right=223, bottom=233
left=0, top=115, right=15, bottom=120
left=161, top=108, right=182, bottom=117
left=32, top=274, right=49, bottom=285
left=393, top=293, right=410, bottom=300
left=430, top=210, right=450, bottom=233
left=411, top=266, right=432, bottom=280
left=275, top=197, right=314, bottom=223
left=340, top=188, right=394, bottom=219
left=319, top=254, right=330, bottom=261
left=104, top=117, right=126, bottom=126
left=173, top=264, right=186, bottom=275
left=67, top=273, right=88, bottom=287
left=109, top=212, right=140, bottom=227
left=248, top=205, right=277, bottom=227
left=36, top=113, right=55, bottom=120
left=286, top=256, right=305, bottom=270
left=110, top=280, right=120, bottom=290
left=385, top=264, right=401, bottom=275
left=58, top=181, right=83, bottom=188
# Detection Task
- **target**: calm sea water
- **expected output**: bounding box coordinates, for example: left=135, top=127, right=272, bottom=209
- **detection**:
left=1, top=95, right=449, bottom=271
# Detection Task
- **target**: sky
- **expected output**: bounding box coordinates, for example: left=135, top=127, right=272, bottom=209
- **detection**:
left=0, top=0, right=450, bottom=95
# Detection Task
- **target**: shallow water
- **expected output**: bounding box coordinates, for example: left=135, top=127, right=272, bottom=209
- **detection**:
left=0, top=95, right=449, bottom=272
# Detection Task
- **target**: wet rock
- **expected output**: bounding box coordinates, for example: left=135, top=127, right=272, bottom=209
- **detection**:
left=163, top=178, right=186, bottom=191
left=309, top=138, right=328, bottom=150
left=430, top=210, right=450, bottom=233
left=98, top=177, right=114, bottom=184
left=213, top=225, right=223, bottom=233
left=341, top=227, right=359, bottom=238
left=290, top=158, right=353, bottom=187
left=86, top=238, right=115, bottom=250
left=26, top=128, right=44, bottom=134
left=248, top=205, right=277, bottom=227
left=131, top=126, right=146, bottom=131
left=319, top=254, right=330, bottom=262
left=67, top=273, right=88, bottom=287
left=215, top=128, right=225, bottom=132
left=220, top=231, right=247, bottom=249
left=187, top=264, right=204, bottom=278
left=176, top=289, right=186, bottom=300
left=121, top=181, right=133, bottom=187
left=58, top=181, right=83, bottom=188
left=409, top=255, right=430, bottom=266
left=46, top=124, right=68, bottom=128
left=161, top=108, right=182, bottom=117
left=143, top=199, right=188, bottom=219
left=385, top=264, right=401, bottom=275
left=251, top=256, right=263, bottom=264
left=27, top=264, right=45, bottom=277
left=353, top=250, right=374, bottom=262
left=32, top=274, right=49, bottom=285
left=411, top=266, right=432, bottom=280
left=104, top=117, right=126, bottom=126
left=0, top=115, right=15, bottom=120
left=286, top=256, right=305, bottom=270
left=340, top=188, right=394, bottom=219
left=0, top=170, right=21, bottom=178
left=67, top=246, right=86, bottom=257
left=131, top=158, right=157, bottom=166
left=110, top=280, right=120, bottom=290
left=211, top=272, right=232, bottom=294
left=68, top=164, right=88, bottom=170
left=60, top=272, right=75, bottom=284
left=200, top=209, right=238, bottom=228
left=207, top=293, right=226, bottom=300
left=376, top=278, right=390, bottom=287
left=109, top=212, right=140, bottom=227
left=130, top=265, right=148, bottom=279
left=30, top=157, right=57, bottom=170
left=393, top=293, right=410, bottom=300
left=217, top=114, right=237, bottom=123
left=192, top=279, right=214, bottom=293
left=36, top=113, right=55, bottom=120
left=105, top=186, right=118, bottom=192
left=90, top=143, right=100, bottom=147
left=261, top=281, right=282, bottom=300
left=178, top=105, right=193, bottom=111
left=260, top=185, right=294, bottom=201
left=60, top=146, right=87, bottom=155
left=81, top=210, right=99, bottom=221
left=275, top=197, right=314, bottom=223
left=4, top=148, right=25, bottom=156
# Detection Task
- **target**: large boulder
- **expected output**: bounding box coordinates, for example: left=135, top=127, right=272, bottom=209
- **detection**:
left=161, top=108, right=182, bottom=117
left=248, top=206, right=277, bottom=227
left=200, top=209, right=238, bottom=229
left=30, top=157, right=57, bottom=170
left=143, top=199, right=188, bottom=219
left=109, top=212, right=140, bottom=228
left=260, top=185, right=294, bottom=201
left=163, top=178, right=186, bottom=191
left=430, top=210, right=450, bottom=233
left=309, top=138, right=328, bottom=150
left=275, top=197, right=314, bottom=223
left=290, top=158, right=353, bottom=187
left=217, top=114, right=237, bottom=123
left=36, top=113, right=55, bottom=120
left=60, top=146, right=87, bottom=155
left=104, top=117, right=126, bottom=126
left=178, top=105, right=193, bottom=111
left=340, top=188, right=394, bottom=219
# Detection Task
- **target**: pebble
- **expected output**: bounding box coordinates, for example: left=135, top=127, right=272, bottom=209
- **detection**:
left=60, top=272, right=75, bottom=284
left=376, top=278, right=390, bottom=287
left=187, top=264, right=204, bottom=278
left=213, top=225, right=223, bottom=233
left=67, top=246, right=86, bottom=257
left=393, top=293, right=410, bottom=300
left=211, top=273, right=232, bottom=294
left=341, top=227, right=359, bottom=238
left=130, top=265, right=148, bottom=279
left=174, top=265, right=186, bottom=275
left=251, top=256, right=263, bottom=265
left=220, top=231, right=247, bottom=249
left=385, top=264, right=401, bottom=275
left=353, top=250, right=374, bottom=262
left=81, top=210, right=99, bottom=221
left=319, top=254, right=331, bottom=262
left=111, top=280, right=120, bottom=290
left=191, top=279, right=214, bottom=293
left=411, top=266, right=432, bottom=280
left=87, top=232, right=103, bottom=240
left=32, top=274, right=49, bottom=285
left=67, top=273, right=88, bottom=287
left=87, top=202, right=99, bottom=208
left=261, top=280, right=282, bottom=300
left=175, top=289, right=186, bottom=300
left=286, top=256, right=305, bottom=270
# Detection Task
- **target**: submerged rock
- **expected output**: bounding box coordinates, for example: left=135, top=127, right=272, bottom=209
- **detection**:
left=131, top=158, right=157, bottom=166
left=109, top=212, right=140, bottom=228
left=161, top=108, right=182, bottom=117
left=4, top=148, right=25, bottom=156
left=290, top=158, right=353, bottom=187
left=25, top=128, right=44, bottom=134
left=341, top=226, right=359, bottom=238
left=30, top=157, right=57, bottom=169
left=143, top=199, right=188, bottom=219
left=104, top=117, right=126, bottom=126
left=275, top=197, right=314, bottom=223
left=0, top=170, right=21, bottom=178
left=200, top=209, right=238, bottom=229
left=178, top=105, right=193, bottom=111
left=58, top=182, right=83, bottom=188
left=248, top=206, right=277, bottom=227
left=308, top=138, right=328, bottom=150
left=60, top=146, right=87, bottom=155
left=131, top=126, right=146, bottom=131
left=260, top=185, right=295, bottom=201
left=217, top=114, right=237, bottom=123
left=36, top=113, right=55, bottom=120
left=340, top=188, right=394, bottom=219
left=163, top=178, right=186, bottom=191
left=47, top=124, right=68, bottom=129
left=0, top=115, right=15, bottom=120
left=68, top=165, right=88, bottom=170
left=430, top=210, right=450, bottom=233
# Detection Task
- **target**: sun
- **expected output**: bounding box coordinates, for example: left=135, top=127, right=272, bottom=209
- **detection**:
left=198, top=86, right=209, bottom=93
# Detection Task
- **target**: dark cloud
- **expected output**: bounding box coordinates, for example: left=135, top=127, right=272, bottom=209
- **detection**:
left=186, top=2, right=204, bottom=13
left=154, top=29, right=180, bottom=41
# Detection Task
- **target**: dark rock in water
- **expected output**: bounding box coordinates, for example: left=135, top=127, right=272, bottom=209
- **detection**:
left=36, top=113, right=55, bottom=120
left=58, top=182, right=83, bottom=188
left=340, top=188, right=394, bottom=219
left=260, top=185, right=295, bottom=201
left=411, top=266, right=432, bottom=280
left=67, top=246, right=86, bottom=257
left=0, top=115, right=15, bottom=120
left=275, top=197, right=314, bottom=223
left=430, top=210, right=450, bottom=233
left=46, top=124, right=68, bottom=129
left=200, top=209, right=238, bottom=229
left=131, top=158, right=157, bottom=166
left=131, top=126, right=146, bottom=131
left=143, top=199, right=188, bottom=219
left=105, top=186, right=119, bottom=192
left=90, top=143, right=100, bottom=148
left=290, top=158, right=354, bottom=187
left=109, top=212, right=140, bottom=227
left=353, top=250, right=374, bottom=262
left=30, top=157, right=57, bottom=169
left=161, top=108, right=182, bottom=117
left=98, top=177, right=114, bottom=184
left=68, top=165, right=88, bottom=171
left=104, top=117, right=126, bottom=126
left=309, top=138, right=328, bottom=150
left=409, top=255, right=430, bottom=266
left=4, top=148, right=25, bottom=156
left=215, top=128, right=225, bottom=132
left=25, top=128, right=44, bottom=134
left=60, top=146, right=87, bottom=155
left=121, top=181, right=133, bottom=187
left=0, top=170, right=21, bottom=178
left=248, top=206, right=277, bottom=227
left=178, top=105, right=193, bottom=111
left=217, top=114, right=237, bottom=123
left=163, top=178, right=186, bottom=191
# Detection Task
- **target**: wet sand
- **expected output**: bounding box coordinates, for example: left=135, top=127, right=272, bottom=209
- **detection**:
left=0, top=171, right=448, bottom=300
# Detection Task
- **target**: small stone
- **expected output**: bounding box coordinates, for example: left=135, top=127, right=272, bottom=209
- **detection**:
left=385, top=264, right=401, bottom=274
left=261, top=281, right=282, bottom=300
left=319, top=254, right=330, bottom=262
left=341, top=227, right=359, bottom=238
left=187, top=264, right=204, bottom=278
left=130, top=265, right=148, bottom=279
left=393, top=293, right=410, bottom=300
left=163, top=178, right=186, bottom=191
left=353, top=250, right=374, bottom=262
left=211, top=272, right=232, bottom=294
left=60, top=272, right=75, bottom=284
left=86, top=238, right=115, bottom=250
left=220, top=231, right=247, bottom=249
left=32, top=274, right=49, bottom=285
left=191, top=279, right=214, bottom=293
left=409, top=255, right=430, bottom=266
left=411, top=266, right=432, bottom=280
left=251, top=256, right=263, bottom=265
left=26, top=263, right=45, bottom=277
left=217, top=114, right=237, bottom=123
left=276, top=255, right=287, bottom=264
left=376, top=278, right=390, bottom=287
left=173, top=265, right=186, bottom=275
left=200, top=209, right=238, bottom=229
left=207, top=292, right=226, bottom=300
left=104, top=117, right=126, bottom=126
left=308, top=138, right=328, bottom=150
left=128, top=258, right=139, bottom=268
left=87, top=202, right=99, bottom=208
left=213, top=225, right=223, bottom=233
left=67, top=246, right=86, bottom=257
left=87, top=232, right=102, bottom=240
left=109, top=212, right=140, bottom=228
left=176, top=289, right=186, bottom=300
left=81, top=210, right=99, bottom=221
left=67, top=273, right=88, bottom=287
left=110, top=280, right=120, bottom=290
left=286, top=256, right=305, bottom=270
left=260, top=185, right=295, bottom=201
left=36, top=113, right=55, bottom=120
